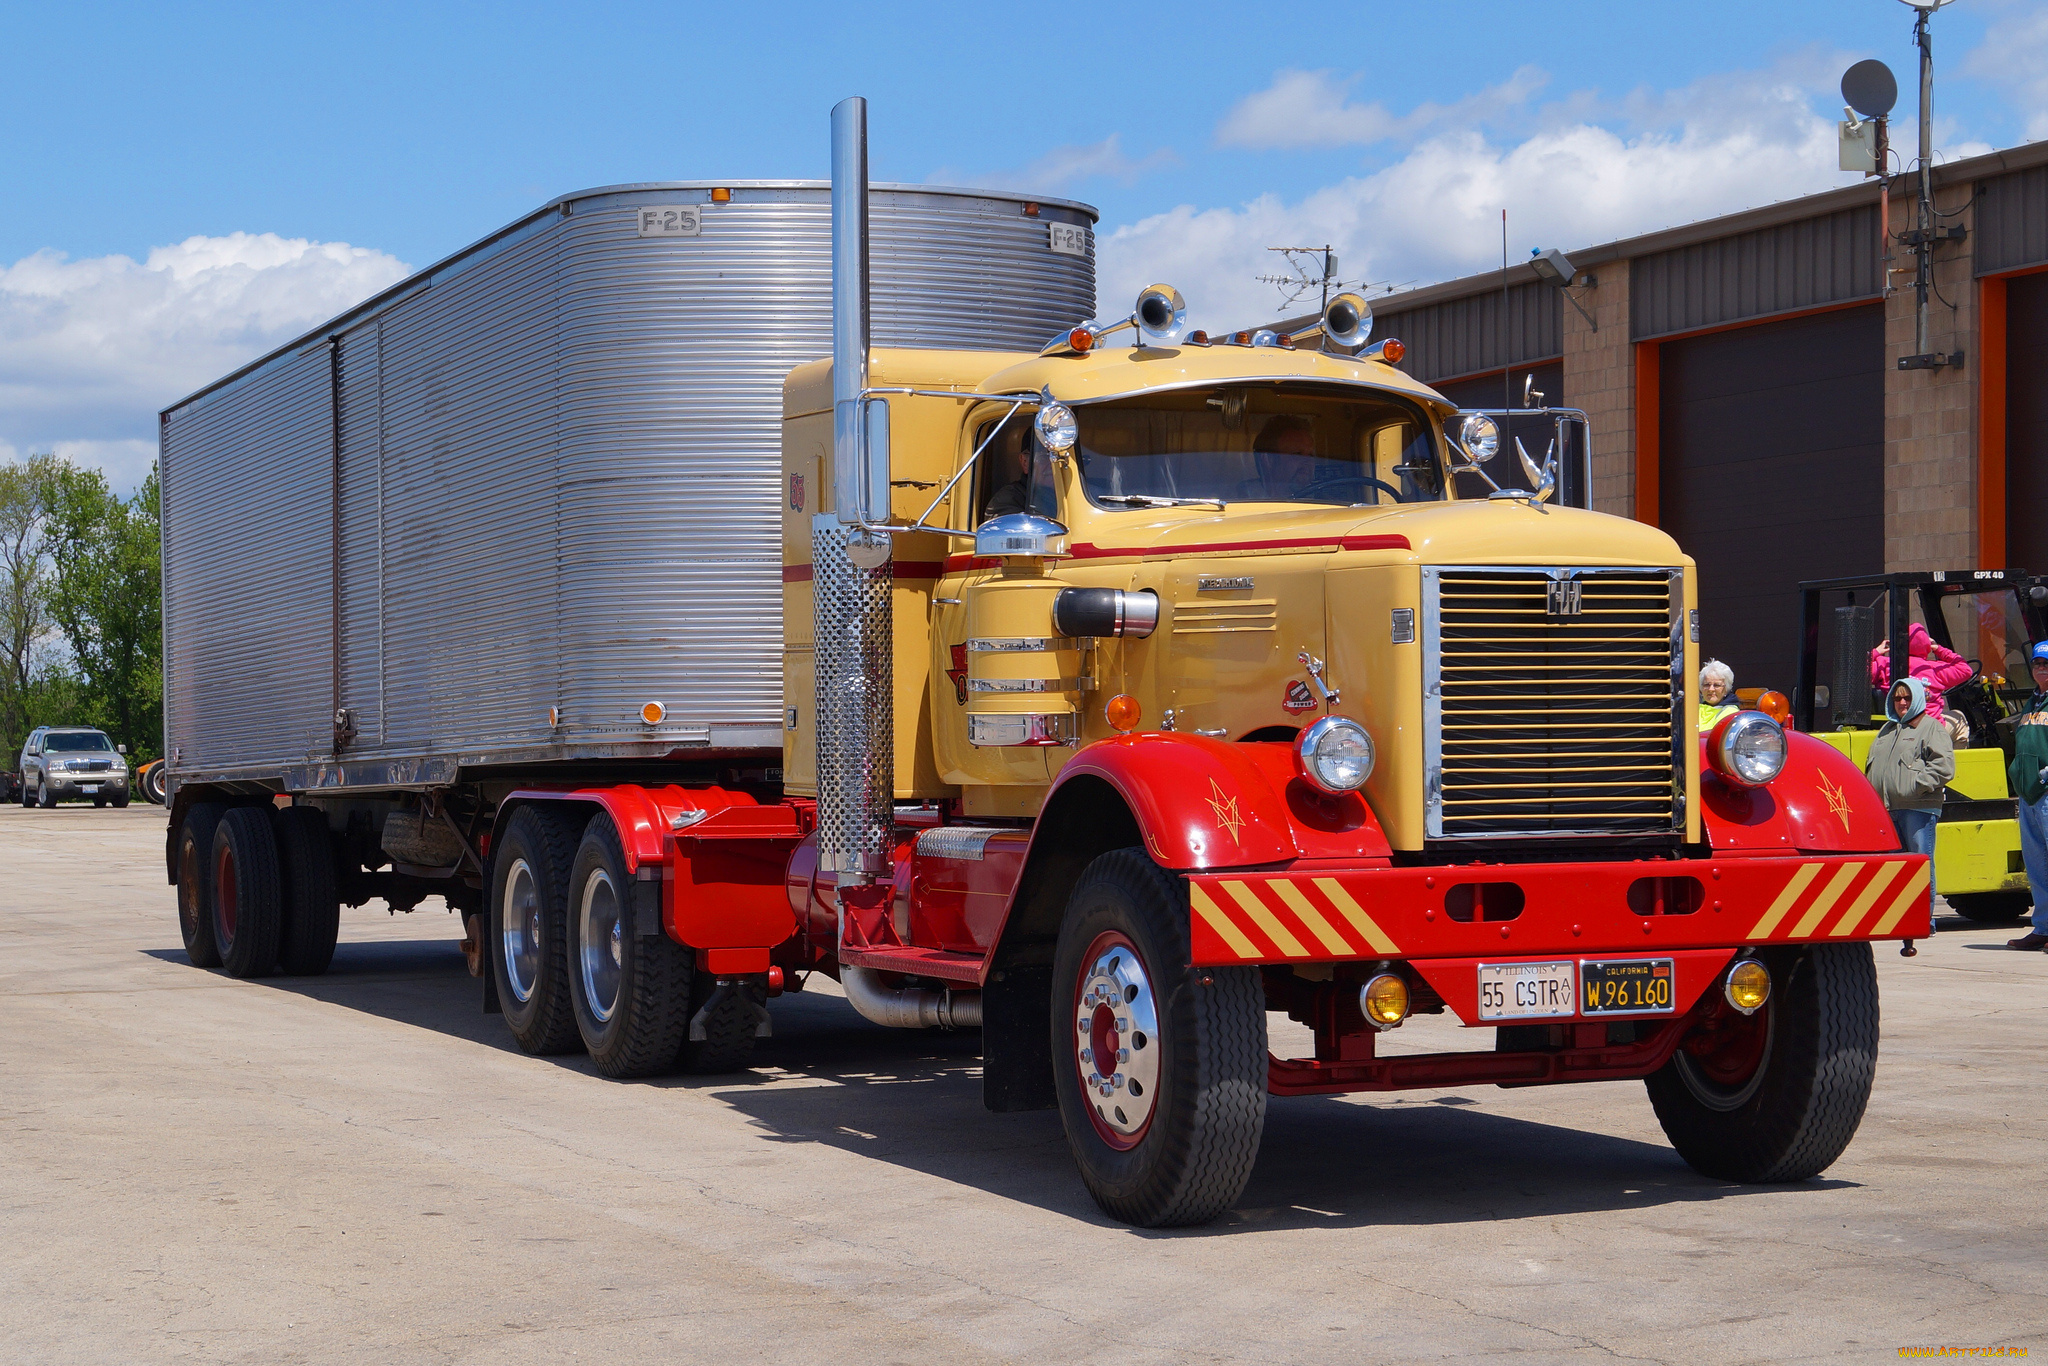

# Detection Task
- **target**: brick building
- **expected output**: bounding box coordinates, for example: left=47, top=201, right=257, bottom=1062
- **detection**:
left=1368, top=140, right=2048, bottom=692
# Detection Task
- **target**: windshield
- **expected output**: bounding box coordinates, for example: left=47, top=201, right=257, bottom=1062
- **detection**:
left=1070, top=384, right=1444, bottom=509
left=44, top=731, right=113, bottom=752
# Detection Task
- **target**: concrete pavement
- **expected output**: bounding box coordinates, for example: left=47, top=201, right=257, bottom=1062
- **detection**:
left=3, top=803, right=2044, bottom=1364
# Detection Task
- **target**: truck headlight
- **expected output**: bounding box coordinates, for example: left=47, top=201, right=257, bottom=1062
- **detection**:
left=1457, top=413, right=1500, bottom=460
left=1296, top=715, right=1375, bottom=793
left=1707, top=710, right=1787, bottom=787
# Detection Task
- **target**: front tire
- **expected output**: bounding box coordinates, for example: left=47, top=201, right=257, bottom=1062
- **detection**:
left=490, top=805, right=583, bottom=1056
left=1945, top=892, right=2030, bottom=925
left=567, top=815, right=695, bottom=1077
left=176, top=803, right=228, bottom=968
left=211, top=806, right=283, bottom=978
left=1051, top=848, right=1266, bottom=1227
left=1646, top=943, right=1878, bottom=1182
left=37, top=781, right=53, bottom=808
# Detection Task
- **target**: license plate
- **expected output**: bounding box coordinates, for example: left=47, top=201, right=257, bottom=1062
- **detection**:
left=1476, top=960, right=1576, bottom=1020
left=1580, top=958, right=1677, bottom=1015
left=80, top=784, right=99, bottom=794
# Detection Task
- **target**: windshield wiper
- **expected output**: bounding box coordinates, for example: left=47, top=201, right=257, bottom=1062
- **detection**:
left=1096, top=494, right=1227, bottom=509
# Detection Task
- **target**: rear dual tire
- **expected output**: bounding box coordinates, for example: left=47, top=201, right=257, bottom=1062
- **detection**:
left=211, top=806, right=282, bottom=978
left=174, top=803, right=338, bottom=977
left=565, top=816, right=697, bottom=1078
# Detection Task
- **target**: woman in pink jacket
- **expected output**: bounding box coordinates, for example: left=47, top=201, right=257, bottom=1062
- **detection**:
left=1870, top=622, right=1974, bottom=721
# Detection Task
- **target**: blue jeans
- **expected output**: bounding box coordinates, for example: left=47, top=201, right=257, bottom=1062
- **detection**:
left=2018, top=792, right=2048, bottom=936
left=1891, top=808, right=1938, bottom=930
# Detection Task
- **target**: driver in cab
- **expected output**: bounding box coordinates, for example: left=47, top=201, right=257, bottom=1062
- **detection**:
left=1245, top=415, right=1319, bottom=500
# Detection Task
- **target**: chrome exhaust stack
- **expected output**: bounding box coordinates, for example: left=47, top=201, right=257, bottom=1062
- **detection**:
left=816, top=95, right=896, bottom=904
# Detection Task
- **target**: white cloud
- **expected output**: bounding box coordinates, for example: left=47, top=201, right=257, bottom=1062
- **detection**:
left=933, top=134, right=1176, bottom=196
left=1217, top=66, right=1549, bottom=151
left=1965, top=5, right=2048, bottom=140
left=1103, top=56, right=1919, bottom=329
left=0, top=233, right=409, bottom=490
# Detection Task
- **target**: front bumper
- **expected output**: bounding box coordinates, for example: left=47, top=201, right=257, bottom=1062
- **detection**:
left=1190, top=851, right=1930, bottom=979
left=45, top=775, right=129, bottom=799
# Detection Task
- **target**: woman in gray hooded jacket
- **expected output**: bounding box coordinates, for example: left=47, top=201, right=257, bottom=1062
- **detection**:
left=1866, top=676, right=1954, bottom=933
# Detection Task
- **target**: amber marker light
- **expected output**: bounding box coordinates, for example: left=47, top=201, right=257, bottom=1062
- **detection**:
left=641, top=701, right=666, bottom=725
left=1068, top=327, right=1096, bottom=354
left=1755, top=689, right=1792, bottom=726
left=1105, top=693, right=1141, bottom=732
left=1187, top=330, right=1210, bottom=345
left=1361, top=973, right=1410, bottom=1029
left=1724, top=959, right=1771, bottom=1014
left=1380, top=338, right=1407, bottom=364
left=709, top=187, right=732, bottom=203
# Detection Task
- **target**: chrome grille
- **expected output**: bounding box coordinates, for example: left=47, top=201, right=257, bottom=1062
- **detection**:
left=1423, top=567, right=1683, bottom=840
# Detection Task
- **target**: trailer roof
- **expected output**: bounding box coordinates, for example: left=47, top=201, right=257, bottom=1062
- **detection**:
left=159, top=180, right=1102, bottom=418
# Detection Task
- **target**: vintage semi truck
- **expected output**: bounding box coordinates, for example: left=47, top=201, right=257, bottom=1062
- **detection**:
left=160, top=99, right=1927, bottom=1227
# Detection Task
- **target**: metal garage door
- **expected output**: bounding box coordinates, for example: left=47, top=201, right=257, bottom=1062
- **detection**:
left=2009, top=272, right=2048, bottom=576
left=1658, top=305, right=1885, bottom=694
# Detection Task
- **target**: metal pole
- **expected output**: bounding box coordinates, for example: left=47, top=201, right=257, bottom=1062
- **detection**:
left=831, top=98, right=871, bottom=522
left=1914, top=7, right=1934, bottom=358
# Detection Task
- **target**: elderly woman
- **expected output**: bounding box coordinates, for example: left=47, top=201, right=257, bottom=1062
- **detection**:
left=1698, top=659, right=1739, bottom=731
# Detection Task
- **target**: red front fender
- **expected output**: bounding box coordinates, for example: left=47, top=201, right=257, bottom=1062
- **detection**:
left=1699, top=730, right=1900, bottom=854
left=1048, top=733, right=1392, bottom=871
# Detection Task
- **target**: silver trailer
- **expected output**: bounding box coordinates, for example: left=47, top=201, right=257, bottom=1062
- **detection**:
left=159, top=180, right=1097, bottom=796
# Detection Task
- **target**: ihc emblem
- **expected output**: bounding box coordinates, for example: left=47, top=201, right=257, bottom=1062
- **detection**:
left=1281, top=680, right=1317, bottom=715
left=789, top=473, right=805, bottom=512
left=1545, top=578, right=1583, bottom=617
left=946, top=643, right=968, bottom=705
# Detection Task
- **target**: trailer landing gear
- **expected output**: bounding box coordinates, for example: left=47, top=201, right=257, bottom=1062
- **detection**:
left=1053, top=849, right=1266, bottom=1228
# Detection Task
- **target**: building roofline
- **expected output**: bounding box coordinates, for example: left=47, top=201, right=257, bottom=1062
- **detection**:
left=1373, top=137, right=2048, bottom=316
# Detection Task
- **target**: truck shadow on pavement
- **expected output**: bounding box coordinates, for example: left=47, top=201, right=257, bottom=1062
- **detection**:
left=166, top=941, right=1854, bottom=1235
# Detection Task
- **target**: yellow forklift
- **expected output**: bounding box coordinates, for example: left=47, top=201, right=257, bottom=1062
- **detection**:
left=1793, top=569, right=2048, bottom=924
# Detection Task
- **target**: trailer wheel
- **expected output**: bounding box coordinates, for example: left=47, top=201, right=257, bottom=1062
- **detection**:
left=566, top=815, right=694, bottom=1077
left=1646, top=943, right=1877, bottom=1182
left=273, top=807, right=341, bottom=976
left=490, top=805, right=583, bottom=1056
left=176, top=803, right=229, bottom=968
left=1050, top=848, right=1266, bottom=1227
left=211, top=806, right=282, bottom=978
left=1944, top=892, right=2030, bottom=925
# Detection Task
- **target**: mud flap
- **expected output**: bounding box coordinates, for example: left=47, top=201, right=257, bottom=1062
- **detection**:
left=690, top=979, right=774, bottom=1040
left=981, top=963, right=1056, bottom=1113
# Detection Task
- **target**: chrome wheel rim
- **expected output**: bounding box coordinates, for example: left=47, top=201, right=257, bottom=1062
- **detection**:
left=501, top=858, right=542, bottom=1004
left=577, top=867, right=623, bottom=1024
left=1073, top=933, right=1162, bottom=1147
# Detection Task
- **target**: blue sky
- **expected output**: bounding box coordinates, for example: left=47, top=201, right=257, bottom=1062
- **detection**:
left=3, top=0, right=2044, bottom=486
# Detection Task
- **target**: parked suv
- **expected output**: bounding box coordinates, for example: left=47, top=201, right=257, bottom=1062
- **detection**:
left=18, top=727, right=130, bottom=808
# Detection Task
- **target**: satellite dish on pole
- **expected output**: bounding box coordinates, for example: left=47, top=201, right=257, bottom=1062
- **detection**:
left=1841, top=59, right=1898, bottom=118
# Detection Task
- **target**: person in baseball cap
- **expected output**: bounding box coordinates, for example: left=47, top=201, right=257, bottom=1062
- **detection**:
left=2007, top=641, right=2048, bottom=949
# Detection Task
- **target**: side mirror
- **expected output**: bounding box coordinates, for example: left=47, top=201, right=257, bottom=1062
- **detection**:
left=117, top=744, right=127, bottom=754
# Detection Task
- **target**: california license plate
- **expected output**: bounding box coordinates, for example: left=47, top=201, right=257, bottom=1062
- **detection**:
left=1476, top=960, right=1576, bottom=1020
left=1579, top=958, right=1677, bottom=1015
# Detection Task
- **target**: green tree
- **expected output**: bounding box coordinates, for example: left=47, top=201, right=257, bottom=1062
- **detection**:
left=41, top=462, right=162, bottom=761
left=0, top=453, right=58, bottom=759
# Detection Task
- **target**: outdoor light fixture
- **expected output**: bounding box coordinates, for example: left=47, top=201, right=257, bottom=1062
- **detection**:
left=1530, top=247, right=1597, bottom=331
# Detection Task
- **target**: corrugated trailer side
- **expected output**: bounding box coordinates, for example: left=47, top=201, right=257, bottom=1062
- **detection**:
left=160, top=181, right=1097, bottom=793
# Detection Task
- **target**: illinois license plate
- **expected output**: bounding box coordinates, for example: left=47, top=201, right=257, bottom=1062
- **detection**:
left=1580, top=958, right=1677, bottom=1015
left=1476, top=960, right=1576, bottom=1020
left=80, top=784, right=99, bottom=794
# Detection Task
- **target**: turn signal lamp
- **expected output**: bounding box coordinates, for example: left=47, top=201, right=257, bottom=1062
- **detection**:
left=1755, top=689, right=1792, bottom=726
left=1105, top=694, right=1142, bottom=732
left=1707, top=710, right=1788, bottom=787
left=1724, top=959, right=1771, bottom=1015
left=1361, top=973, right=1410, bottom=1029
left=641, top=700, right=666, bottom=725
left=709, top=187, right=732, bottom=203
left=1378, top=338, right=1407, bottom=364
left=1068, top=327, right=1096, bottom=354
